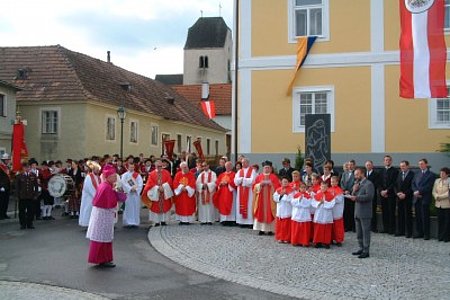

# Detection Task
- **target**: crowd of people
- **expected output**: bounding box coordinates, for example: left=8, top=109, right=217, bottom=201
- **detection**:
left=0, top=152, right=449, bottom=265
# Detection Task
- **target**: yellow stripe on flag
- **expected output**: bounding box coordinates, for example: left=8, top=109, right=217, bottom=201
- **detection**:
left=286, top=37, right=308, bottom=96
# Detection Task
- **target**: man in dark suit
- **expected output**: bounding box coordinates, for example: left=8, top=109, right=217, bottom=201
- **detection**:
left=15, top=162, right=39, bottom=229
left=412, top=158, right=435, bottom=240
left=341, top=161, right=355, bottom=232
left=350, top=167, right=374, bottom=259
left=380, top=155, right=399, bottom=234
left=365, top=160, right=381, bottom=232
left=395, top=160, right=415, bottom=238
left=0, top=154, right=11, bottom=220
left=278, top=158, right=295, bottom=181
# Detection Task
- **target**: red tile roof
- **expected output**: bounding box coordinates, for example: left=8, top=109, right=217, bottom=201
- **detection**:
left=0, top=45, right=225, bottom=132
left=171, top=83, right=231, bottom=116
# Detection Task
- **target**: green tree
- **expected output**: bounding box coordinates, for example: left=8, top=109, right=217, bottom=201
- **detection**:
left=439, top=137, right=450, bottom=154
left=294, top=146, right=305, bottom=171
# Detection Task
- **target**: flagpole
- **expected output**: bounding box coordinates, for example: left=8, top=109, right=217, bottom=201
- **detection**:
left=233, top=0, right=239, bottom=163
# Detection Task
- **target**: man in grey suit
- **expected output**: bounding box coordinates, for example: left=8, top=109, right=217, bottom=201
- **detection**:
left=349, top=167, right=374, bottom=259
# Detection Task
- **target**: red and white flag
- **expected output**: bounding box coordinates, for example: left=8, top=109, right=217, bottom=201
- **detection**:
left=201, top=99, right=216, bottom=119
left=399, top=0, right=447, bottom=99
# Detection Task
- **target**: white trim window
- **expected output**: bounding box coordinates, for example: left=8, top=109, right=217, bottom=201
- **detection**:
left=151, top=124, right=158, bottom=146
left=445, top=0, right=450, bottom=31
left=0, top=94, right=5, bottom=117
left=288, top=0, right=329, bottom=42
left=292, top=86, right=334, bottom=133
left=130, top=120, right=138, bottom=143
left=429, top=87, right=450, bottom=129
left=106, top=116, right=116, bottom=141
left=186, top=135, right=192, bottom=152
left=42, top=110, right=58, bottom=134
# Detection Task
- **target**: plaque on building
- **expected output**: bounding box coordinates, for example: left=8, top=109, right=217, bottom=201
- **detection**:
left=305, top=114, right=331, bottom=171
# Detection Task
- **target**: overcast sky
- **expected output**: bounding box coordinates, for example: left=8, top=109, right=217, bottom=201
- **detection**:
left=0, top=0, right=234, bottom=79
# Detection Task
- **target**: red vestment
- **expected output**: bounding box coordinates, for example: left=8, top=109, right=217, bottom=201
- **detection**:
left=213, top=171, right=236, bottom=215
left=253, top=173, right=280, bottom=224
left=142, top=169, right=173, bottom=214
left=173, top=171, right=196, bottom=216
left=312, top=190, right=335, bottom=245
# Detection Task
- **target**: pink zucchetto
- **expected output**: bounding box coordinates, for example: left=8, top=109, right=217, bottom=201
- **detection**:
left=102, top=164, right=116, bottom=178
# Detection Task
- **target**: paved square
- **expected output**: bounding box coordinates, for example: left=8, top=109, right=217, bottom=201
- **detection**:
left=149, top=223, right=450, bottom=299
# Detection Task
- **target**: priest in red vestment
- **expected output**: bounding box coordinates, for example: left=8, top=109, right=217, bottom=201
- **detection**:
left=214, top=161, right=236, bottom=225
left=142, top=159, right=173, bottom=226
left=173, top=162, right=196, bottom=225
left=252, top=161, right=280, bottom=235
left=86, top=165, right=126, bottom=268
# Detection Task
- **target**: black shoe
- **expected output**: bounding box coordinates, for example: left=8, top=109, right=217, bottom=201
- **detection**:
left=405, top=234, right=412, bottom=238
left=371, top=228, right=378, bottom=233
left=99, top=262, right=116, bottom=268
left=323, top=244, right=330, bottom=249
left=394, top=233, right=404, bottom=237
left=314, top=243, right=322, bottom=248
left=49, top=216, right=55, bottom=220
left=258, top=231, right=264, bottom=236
left=154, top=223, right=160, bottom=227
left=352, top=250, right=363, bottom=255
left=335, top=242, right=342, bottom=247
left=358, top=253, right=370, bottom=259
left=413, top=234, right=424, bottom=239
left=423, top=236, right=430, bottom=240
left=200, top=223, right=207, bottom=225
left=267, top=231, right=274, bottom=236
left=207, top=222, right=213, bottom=225
left=178, top=222, right=184, bottom=226
left=161, top=222, right=167, bottom=226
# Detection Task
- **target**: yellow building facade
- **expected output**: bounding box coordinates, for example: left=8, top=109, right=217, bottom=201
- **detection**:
left=235, top=0, right=450, bottom=170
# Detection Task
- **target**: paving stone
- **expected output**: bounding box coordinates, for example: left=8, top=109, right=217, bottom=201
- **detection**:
left=148, top=222, right=450, bottom=299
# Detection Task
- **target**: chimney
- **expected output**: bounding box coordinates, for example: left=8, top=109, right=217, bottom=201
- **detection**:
left=107, top=51, right=111, bottom=63
left=201, top=81, right=210, bottom=99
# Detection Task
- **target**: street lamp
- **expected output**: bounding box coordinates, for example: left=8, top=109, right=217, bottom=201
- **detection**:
left=117, top=105, right=126, bottom=158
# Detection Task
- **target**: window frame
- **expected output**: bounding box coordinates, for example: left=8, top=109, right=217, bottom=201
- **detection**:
left=429, top=85, right=450, bottom=129
left=206, top=138, right=211, bottom=156
left=292, top=86, right=335, bottom=133
left=105, top=115, right=116, bottom=141
left=177, top=133, right=182, bottom=154
left=288, top=0, right=330, bottom=43
left=0, top=93, right=6, bottom=117
left=150, top=124, right=159, bottom=146
left=129, top=119, right=138, bottom=144
left=41, top=108, right=60, bottom=135
left=445, top=0, right=450, bottom=32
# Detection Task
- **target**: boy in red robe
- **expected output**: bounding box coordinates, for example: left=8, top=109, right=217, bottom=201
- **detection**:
left=273, top=177, right=293, bottom=243
left=173, top=162, right=196, bottom=225
left=252, top=161, right=280, bottom=235
left=291, top=183, right=312, bottom=247
left=214, top=161, right=236, bottom=226
left=289, top=170, right=303, bottom=192
left=311, top=181, right=335, bottom=249
left=330, top=176, right=345, bottom=246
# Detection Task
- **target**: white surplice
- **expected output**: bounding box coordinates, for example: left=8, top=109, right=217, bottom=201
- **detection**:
left=79, top=173, right=100, bottom=227
left=121, top=171, right=143, bottom=226
left=196, top=170, right=217, bottom=223
left=233, top=167, right=256, bottom=225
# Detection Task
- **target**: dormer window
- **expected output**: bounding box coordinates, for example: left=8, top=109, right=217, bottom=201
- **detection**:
left=16, top=68, right=29, bottom=80
left=199, top=56, right=209, bottom=69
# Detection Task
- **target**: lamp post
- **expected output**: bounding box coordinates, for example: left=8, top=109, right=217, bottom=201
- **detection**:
left=117, top=105, right=126, bottom=159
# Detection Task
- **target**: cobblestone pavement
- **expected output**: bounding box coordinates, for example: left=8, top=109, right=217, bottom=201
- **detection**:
left=0, top=281, right=109, bottom=300
left=148, top=222, right=450, bottom=300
